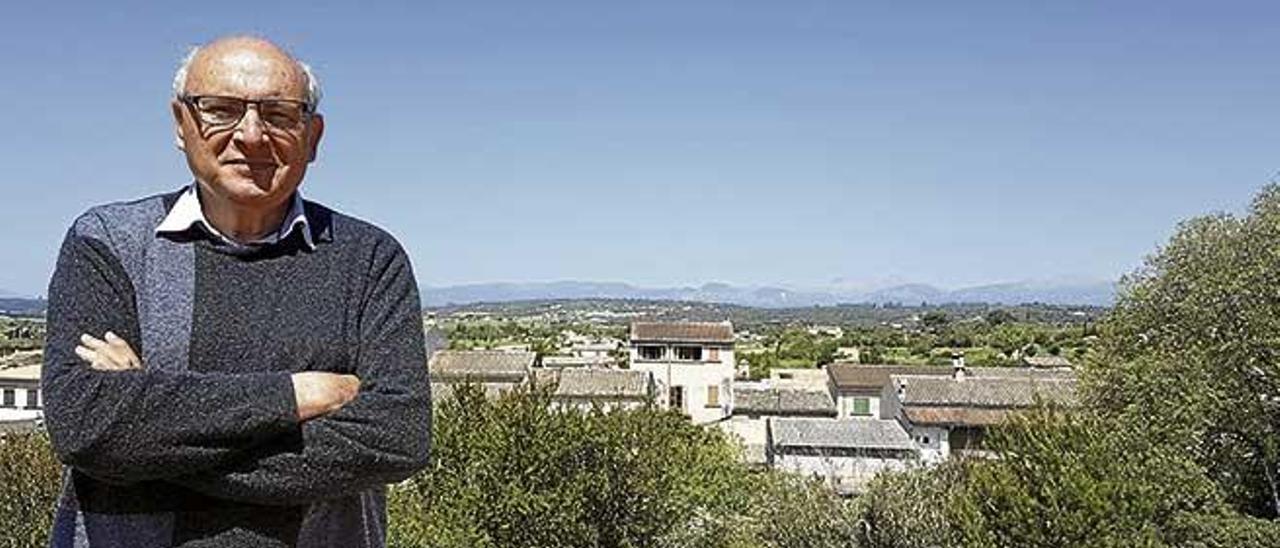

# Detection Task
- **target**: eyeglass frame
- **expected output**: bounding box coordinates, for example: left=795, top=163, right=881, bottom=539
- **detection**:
left=179, top=94, right=316, bottom=133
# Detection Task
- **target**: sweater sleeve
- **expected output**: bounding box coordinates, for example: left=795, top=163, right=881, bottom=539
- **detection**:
left=41, top=228, right=301, bottom=485
left=171, top=238, right=432, bottom=505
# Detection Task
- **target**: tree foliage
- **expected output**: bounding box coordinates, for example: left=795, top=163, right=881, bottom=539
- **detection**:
left=1093, top=184, right=1280, bottom=518
left=389, top=383, right=860, bottom=548
left=0, top=432, right=61, bottom=548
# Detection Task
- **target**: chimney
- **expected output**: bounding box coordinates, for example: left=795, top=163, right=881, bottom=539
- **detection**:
left=951, top=352, right=967, bottom=381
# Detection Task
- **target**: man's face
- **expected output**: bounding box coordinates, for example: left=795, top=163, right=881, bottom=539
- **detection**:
left=171, top=44, right=324, bottom=210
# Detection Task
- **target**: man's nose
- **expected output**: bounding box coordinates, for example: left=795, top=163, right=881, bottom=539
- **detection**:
left=232, top=106, right=268, bottom=146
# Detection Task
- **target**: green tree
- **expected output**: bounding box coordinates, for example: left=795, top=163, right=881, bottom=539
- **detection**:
left=984, top=309, right=1016, bottom=326
left=390, top=383, right=755, bottom=548
left=1094, top=185, right=1280, bottom=518
left=958, top=406, right=1225, bottom=547
left=921, top=311, right=950, bottom=330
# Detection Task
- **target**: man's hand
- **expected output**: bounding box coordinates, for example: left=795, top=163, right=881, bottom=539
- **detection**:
left=291, top=372, right=360, bottom=421
left=75, top=332, right=142, bottom=371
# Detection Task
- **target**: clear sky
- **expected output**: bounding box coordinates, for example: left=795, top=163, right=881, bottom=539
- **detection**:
left=1, top=1, right=1277, bottom=296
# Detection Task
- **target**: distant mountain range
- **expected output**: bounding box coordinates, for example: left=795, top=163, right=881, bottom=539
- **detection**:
left=0, top=296, right=46, bottom=316
left=422, top=280, right=1116, bottom=308
left=0, top=279, right=1116, bottom=314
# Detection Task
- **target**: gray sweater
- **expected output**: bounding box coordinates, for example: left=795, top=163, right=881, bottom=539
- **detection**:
left=41, top=189, right=431, bottom=547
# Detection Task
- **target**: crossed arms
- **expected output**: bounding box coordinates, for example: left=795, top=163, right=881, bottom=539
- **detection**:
left=41, top=230, right=431, bottom=506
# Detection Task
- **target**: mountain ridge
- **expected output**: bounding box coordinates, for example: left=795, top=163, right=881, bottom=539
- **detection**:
left=422, top=279, right=1115, bottom=308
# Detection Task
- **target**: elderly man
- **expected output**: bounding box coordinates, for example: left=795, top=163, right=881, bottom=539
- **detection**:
left=41, top=36, right=430, bottom=547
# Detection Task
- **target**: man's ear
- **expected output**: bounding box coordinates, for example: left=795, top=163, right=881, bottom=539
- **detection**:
left=170, top=100, right=188, bottom=152
left=306, top=113, right=325, bottom=163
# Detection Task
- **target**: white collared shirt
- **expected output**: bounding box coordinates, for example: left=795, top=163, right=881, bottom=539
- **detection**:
left=155, top=185, right=315, bottom=250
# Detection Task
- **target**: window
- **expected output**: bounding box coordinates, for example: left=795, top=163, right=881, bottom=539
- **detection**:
left=1, top=389, right=13, bottom=408
left=639, top=346, right=664, bottom=360
left=674, top=346, right=702, bottom=361
left=668, top=386, right=685, bottom=411
left=852, top=397, right=872, bottom=416
left=25, top=389, right=38, bottom=409
left=706, top=385, right=720, bottom=407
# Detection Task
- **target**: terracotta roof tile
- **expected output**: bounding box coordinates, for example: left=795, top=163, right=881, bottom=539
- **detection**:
left=629, top=321, right=734, bottom=344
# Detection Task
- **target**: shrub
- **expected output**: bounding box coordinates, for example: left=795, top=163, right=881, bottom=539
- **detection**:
left=0, top=432, right=61, bottom=548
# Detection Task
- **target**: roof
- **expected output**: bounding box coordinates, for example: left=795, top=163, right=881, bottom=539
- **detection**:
left=827, top=363, right=1075, bottom=392
left=429, top=350, right=535, bottom=382
left=770, top=418, right=916, bottom=451
left=733, top=384, right=836, bottom=416
left=541, top=355, right=613, bottom=368
left=893, top=375, right=1077, bottom=408
left=554, top=369, right=652, bottom=400
left=0, top=350, right=42, bottom=370
left=827, top=364, right=951, bottom=391
left=0, top=364, right=41, bottom=382
left=1022, top=355, right=1073, bottom=368
left=902, top=406, right=1014, bottom=427
left=629, top=321, right=734, bottom=344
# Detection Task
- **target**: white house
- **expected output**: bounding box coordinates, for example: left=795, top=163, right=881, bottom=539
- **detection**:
left=768, top=417, right=918, bottom=495
left=628, top=321, right=735, bottom=424
left=0, top=358, right=43, bottom=434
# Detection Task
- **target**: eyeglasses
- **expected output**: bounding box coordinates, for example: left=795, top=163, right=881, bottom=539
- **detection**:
left=181, top=95, right=314, bottom=132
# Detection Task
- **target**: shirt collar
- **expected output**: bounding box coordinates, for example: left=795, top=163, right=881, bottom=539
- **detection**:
left=155, top=185, right=315, bottom=250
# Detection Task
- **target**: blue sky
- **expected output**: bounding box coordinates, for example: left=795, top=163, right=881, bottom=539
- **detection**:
left=1, top=1, right=1277, bottom=296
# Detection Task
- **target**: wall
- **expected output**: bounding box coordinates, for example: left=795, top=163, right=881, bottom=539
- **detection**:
left=774, top=451, right=915, bottom=495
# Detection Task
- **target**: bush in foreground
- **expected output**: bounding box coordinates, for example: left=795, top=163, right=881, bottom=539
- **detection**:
left=0, top=432, right=61, bottom=548
left=388, top=384, right=859, bottom=548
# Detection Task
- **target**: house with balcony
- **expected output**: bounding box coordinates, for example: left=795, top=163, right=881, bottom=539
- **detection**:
left=628, top=321, right=735, bottom=424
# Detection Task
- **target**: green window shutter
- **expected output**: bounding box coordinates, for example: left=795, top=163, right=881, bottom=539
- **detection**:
left=852, top=397, right=871, bottom=416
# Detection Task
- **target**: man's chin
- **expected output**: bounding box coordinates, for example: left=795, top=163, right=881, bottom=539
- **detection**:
left=209, top=176, right=292, bottom=205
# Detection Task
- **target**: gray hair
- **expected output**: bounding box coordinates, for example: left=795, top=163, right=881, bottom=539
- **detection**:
left=172, top=44, right=322, bottom=110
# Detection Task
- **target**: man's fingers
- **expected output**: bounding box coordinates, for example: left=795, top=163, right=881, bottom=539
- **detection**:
left=76, top=333, right=140, bottom=370
left=77, top=345, right=122, bottom=371
left=80, top=334, right=108, bottom=351
left=74, top=345, right=97, bottom=364
left=104, top=332, right=142, bottom=369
